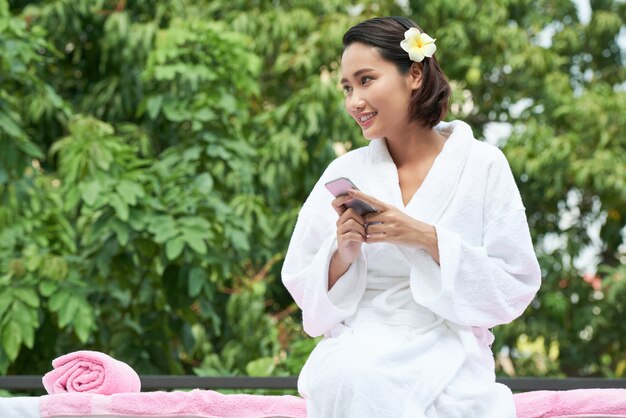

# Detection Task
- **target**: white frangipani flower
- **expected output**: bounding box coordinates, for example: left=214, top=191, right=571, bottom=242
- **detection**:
left=400, top=28, right=437, bottom=63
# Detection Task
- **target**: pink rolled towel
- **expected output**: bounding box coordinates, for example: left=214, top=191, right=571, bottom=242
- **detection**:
left=42, top=350, right=141, bottom=395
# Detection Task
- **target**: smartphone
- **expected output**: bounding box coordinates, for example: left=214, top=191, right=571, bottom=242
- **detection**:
left=324, top=177, right=378, bottom=215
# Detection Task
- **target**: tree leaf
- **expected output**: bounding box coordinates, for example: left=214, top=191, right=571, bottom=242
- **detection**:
left=13, top=288, right=39, bottom=308
left=111, top=219, right=130, bottom=246
left=193, top=173, right=213, bottom=193
left=245, top=357, right=275, bottom=377
left=116, top=179, right=144, bottom=205
left=48, top=291, right=70, bottom=312
left=110, top=193, right=129, bottom=221
left=178, top=216, right=211, bottom=231
left=73, top=304, right=94, bottom=343
left=0, top=290, right=12, bottom=318
left=0, top=112, right=24, bottom=138
left=1, top=322, right=22, bottom=361
left=228, top=229, right=250, bottom=252
left=58, top=296, right=80, bottom=328
left=149, top=215, right=178, bottom=243
left=80, top=180, right=102, bottom=206
left=11, top=301, right=36, bottom=349
left=183, top=233, right=207, bottom=255
left=188, top=267, right=206, bottom=298
left=165, top=235, right=185, bottom=260
left=146, top=95, right=163, bottom=119
left=39, top=281, right=58, bottom=297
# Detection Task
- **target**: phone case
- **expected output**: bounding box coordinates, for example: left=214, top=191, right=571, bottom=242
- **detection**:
left=324, top=177, right=356, bottom=197
left=324, top=177, right=378, bottom=215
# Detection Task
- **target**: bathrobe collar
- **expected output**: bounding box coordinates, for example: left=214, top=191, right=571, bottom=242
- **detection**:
left=366, top=120, right=474, bottom=225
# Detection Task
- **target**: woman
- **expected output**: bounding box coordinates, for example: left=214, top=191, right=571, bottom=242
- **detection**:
left=282, top=16, right=541, bottom=417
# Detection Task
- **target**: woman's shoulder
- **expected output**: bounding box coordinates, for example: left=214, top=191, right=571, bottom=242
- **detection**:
left=320, top=144, right=369, bottom=180
left=468, top=139, right=509, bottom=166
left=441, top=120, right=509, bottom=167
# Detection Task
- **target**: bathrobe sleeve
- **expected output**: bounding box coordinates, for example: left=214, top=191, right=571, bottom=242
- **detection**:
left=281, top=175, right=369, bottom=338
left=410, top=151, right=541, bottom=328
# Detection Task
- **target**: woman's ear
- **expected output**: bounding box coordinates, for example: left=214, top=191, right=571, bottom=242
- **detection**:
left=409, top=62, right=423, bottom=91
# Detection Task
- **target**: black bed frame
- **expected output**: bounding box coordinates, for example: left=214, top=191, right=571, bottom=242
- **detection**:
left=2, top=376, right=626, bottom=393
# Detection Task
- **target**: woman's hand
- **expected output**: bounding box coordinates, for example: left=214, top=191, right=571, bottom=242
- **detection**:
left=328, top=195, right=366, bottom=289
left=348, top=189, right=440, bottom=264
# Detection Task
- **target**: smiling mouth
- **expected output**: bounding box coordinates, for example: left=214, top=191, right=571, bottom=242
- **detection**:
left=358, top=112, right=377, bottom=123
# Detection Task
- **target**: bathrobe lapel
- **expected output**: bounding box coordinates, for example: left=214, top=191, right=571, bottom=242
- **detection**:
left=365, top=120, right=474, bottom=225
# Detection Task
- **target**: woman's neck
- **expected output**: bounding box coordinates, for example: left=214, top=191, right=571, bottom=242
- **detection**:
left=384, top=122, right=445, bottom=167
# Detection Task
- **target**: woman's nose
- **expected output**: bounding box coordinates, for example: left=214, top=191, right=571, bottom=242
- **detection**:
left=348, top=91, right=365, bottom=113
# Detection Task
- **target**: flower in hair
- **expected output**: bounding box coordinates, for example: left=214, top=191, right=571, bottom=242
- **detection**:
left=400, top=28, right=437, bottom=62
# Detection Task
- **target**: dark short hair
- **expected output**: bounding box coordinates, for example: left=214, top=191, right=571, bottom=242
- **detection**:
left=342, top=16, right=450, bottom=128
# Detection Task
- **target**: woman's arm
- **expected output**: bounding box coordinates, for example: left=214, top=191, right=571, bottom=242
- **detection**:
left=346, top=156, right=541, bottom=328
left=281, top=183, right=368, bottom=337
left=347, top=189, right=440, bottom=263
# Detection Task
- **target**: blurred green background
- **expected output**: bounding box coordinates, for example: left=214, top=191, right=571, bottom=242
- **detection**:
left=1, top=0, right=625, bottom=388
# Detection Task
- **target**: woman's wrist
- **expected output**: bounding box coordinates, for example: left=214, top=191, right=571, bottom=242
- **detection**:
left=328, top=251, right=351, bottom=290
left=424, top=225, right=440, bottom=264
left=413, top=222, right=440, bottom=264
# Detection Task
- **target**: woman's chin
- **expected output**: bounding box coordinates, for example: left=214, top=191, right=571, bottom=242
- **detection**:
left=362, top=130, right=380, bottom=141
left=358, top=125, right=376, bottom=139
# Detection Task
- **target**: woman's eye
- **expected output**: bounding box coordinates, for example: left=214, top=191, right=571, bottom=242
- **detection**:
left=361, top=76, right=372, bottom=85
left=342, top=85, right=352, bottom=94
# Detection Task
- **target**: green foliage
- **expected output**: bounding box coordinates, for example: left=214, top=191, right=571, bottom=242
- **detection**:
left=1, top=0, right=625, bottom=381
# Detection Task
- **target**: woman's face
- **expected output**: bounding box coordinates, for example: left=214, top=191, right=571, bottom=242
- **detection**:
left=341, top=42, right=419, bottom=140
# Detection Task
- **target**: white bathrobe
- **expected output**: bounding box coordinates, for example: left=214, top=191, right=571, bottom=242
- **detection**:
left=282, top=120, right=541, bottom=418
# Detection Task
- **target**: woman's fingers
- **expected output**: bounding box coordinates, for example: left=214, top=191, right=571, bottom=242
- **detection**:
left=337, top=217, right=366, bottom=237
left=347, top=189, right=387, bottom=211
left=339, top=230, right=365, bottom=247
left=336, top=212, right=366, bottom=251
left=336, top=217, right=365, bottom=252
left=333, top=191, right=429, bottom=249
left=336, top=206, right=365, bottom=227
left=331, top=195, right=352, bottom=215
left=364, top=212, right=384, bottom=224
left=364, top=221, right=385, bottom=237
